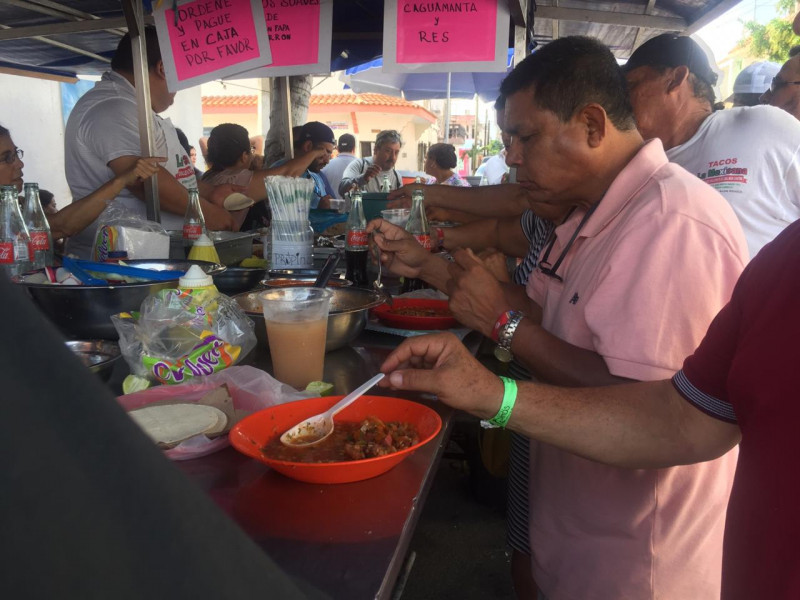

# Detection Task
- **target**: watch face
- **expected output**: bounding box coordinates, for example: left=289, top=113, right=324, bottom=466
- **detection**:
left=494, top=345, right=513, bottom=363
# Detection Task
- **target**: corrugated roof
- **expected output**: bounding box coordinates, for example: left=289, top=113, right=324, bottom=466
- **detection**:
left=0, top=1, right=744, bottom=80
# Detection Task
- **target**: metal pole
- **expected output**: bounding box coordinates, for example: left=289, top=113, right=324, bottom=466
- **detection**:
left=121, top=0, right=159, bottom=222
left=444, top=72, right=451, bottom=143
left=281, top=76, right=294, bottom=156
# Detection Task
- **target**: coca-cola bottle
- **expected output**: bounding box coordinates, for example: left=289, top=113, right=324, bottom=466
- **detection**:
left=182, top=188, right=206, bottom=255
left=345, top=189, right=369, bottom=287
left=0, top=185, right=33, bottom=278
left=22, top=182, right=54, bottom=268
left=401, top=187, right=431, bottom=293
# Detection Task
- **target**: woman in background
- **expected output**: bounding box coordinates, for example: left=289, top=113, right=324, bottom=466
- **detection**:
left=424, top=143, right=471, bottom=187
left=202, top=123, right=326, bottom=230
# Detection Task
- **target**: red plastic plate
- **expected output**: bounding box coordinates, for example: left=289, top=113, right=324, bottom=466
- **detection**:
left=372, top=298, right=458, bottom=330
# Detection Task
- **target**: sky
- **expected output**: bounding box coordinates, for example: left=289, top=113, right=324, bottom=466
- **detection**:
left=694, top=0, right=786, bottom=63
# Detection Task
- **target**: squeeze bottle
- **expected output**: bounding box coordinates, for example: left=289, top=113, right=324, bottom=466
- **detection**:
left=177, top=264, right=220, bottom=324
left=187, top=233, right=221, bottom=264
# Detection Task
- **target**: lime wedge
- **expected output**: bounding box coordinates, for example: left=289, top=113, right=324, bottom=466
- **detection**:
left=305, top=381, right=335, bottom=397
left=123, top=374, right=151, bottom=395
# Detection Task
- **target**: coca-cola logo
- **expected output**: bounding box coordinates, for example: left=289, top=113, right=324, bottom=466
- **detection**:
left=0, top=243, right=13, bottom=263
left=414, top=234, right=432, bottom=251
left=347, top=229, right=369, bottom=247
left=30, top=231, right=50, bottom=251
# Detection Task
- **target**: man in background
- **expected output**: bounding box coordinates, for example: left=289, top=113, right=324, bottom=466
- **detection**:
left=760, top=46, right=800, bottom=121
left=322, top=133, right=357, bottom=200
left=479, top=96, right=511, bottom=185
left=339, top=129, right=403, bottom=195
left=272, top=121, right=336, bottom=209
left=64, top=25, right=234, bottom=259
left=727, top=61, right=780, bottom=106
left=623, top=33, right=800, bottom=258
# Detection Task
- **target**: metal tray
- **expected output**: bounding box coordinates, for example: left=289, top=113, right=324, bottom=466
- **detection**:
left=168, top=230, right=258, bottom=266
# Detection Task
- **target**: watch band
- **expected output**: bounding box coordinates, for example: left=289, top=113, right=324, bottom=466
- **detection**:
left=494, top=311, right=523, bottom=363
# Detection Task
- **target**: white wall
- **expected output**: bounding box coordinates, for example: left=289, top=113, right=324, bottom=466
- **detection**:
left=0, top=73, right=70, bottom=203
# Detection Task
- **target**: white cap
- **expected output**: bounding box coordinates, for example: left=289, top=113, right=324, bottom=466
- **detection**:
left=193, top=233, right=214, bottom=247
left=179, top=264, right=213, bottom=288
left=733, top=61, right=781, bottom=95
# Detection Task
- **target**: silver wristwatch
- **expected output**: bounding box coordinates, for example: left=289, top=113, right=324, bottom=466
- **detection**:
left=493, top=311, right=523, bottom=363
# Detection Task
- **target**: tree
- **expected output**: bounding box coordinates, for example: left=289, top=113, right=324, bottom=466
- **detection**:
left=263, top=75, right=312, bottom=166
left=739, top=0, right=800, bottom=62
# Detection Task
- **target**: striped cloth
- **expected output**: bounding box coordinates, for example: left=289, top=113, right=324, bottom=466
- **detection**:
left=506, top=210, right=554, bottom=555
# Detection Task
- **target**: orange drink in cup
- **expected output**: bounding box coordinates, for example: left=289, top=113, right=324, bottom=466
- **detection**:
left=259, top=288, right=332, bottom=390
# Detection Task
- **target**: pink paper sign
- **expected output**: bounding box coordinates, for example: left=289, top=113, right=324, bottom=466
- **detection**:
left=165, top=0, right=265, bottom=81
left=261, top=1, right=320, bottom=67
left=396, top=0, right=498, bottom=64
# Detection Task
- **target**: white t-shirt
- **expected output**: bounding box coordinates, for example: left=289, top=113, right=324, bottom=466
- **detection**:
left=482, top=151, right=509, bottom=185
left=321, top=152, right=357, bottom=199
left=64, top=71, right=197, bottom=258
left=666, top=105, right=800, bottom=258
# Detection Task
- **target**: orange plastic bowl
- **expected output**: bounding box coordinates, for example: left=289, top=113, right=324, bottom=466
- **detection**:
left=229, top=395, right=442, bottom=484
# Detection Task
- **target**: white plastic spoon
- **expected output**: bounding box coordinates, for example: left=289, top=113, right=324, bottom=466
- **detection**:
left=280, top=373, right=386, bottom=447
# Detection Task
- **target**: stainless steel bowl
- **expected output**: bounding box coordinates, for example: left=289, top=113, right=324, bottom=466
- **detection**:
left=65, top=340, right=121, bottom=382
left=234, top=287, right=385, bottom=352
left=213, top=267, right=267, bottom=295
left=19, top=260, right=226, bottom=340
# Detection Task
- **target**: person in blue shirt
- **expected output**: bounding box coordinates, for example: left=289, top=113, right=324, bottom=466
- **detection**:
left=272, top=121, right=336, bottom=209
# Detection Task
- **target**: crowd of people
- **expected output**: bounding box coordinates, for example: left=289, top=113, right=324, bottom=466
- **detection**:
left=3, top=10, right=800, bottom=600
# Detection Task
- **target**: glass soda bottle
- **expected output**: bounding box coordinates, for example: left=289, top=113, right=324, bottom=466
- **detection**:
left=22, top=182, right=53, bottom=268
left=182, top=188, right=206, bottom=253
left=401, top=187, right=431, bottom=293
left=345, top=189, right=368, bottom=287
left=0, top=185, right=33, bottom=278
left=381, top=173, right=391, bottom=193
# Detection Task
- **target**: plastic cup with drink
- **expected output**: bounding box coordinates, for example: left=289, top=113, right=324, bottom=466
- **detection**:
left=259, top=287, right=332, bottom=390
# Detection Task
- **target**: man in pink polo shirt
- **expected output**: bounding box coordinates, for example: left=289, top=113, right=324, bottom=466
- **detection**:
left=369, top=36, right=748, bottom=599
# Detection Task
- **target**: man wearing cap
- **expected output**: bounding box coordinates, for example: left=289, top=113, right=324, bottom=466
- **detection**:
left=728, top=61, right=781, bottom=107
left=273, top=121, right=336, bottom=209
left=339, top=130, right=403, bottom=195
left=322, top=133, right=358, bottom=200
left=760, top=46, right=800, bottom=121
left=623, top=33, right=800, bottom=258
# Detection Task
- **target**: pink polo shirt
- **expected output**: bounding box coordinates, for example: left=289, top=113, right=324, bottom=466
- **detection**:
left=526, top=140, right=748, bottom=599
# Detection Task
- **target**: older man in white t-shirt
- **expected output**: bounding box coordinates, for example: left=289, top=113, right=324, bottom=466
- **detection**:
left=623, top=33, right=800, bottom=258
left=64, top=26, right=234, bottom=258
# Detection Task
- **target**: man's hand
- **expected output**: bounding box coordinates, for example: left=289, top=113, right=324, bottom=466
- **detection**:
left=363, top=163, right=382, bottom=183
left=446, top=248, right=512, bottom=336
left=387, top=183, right=425, bottom=208
left=379, top=332, right=502, bottom=419
left=367, top=218, right=436, bottom=279
left=118, top=157, right=166, bottom=187
left=477, top=248, right=511, bottom=283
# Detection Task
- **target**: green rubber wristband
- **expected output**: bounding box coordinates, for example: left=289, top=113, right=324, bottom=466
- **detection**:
left=488, top=376, right=517, bottom=428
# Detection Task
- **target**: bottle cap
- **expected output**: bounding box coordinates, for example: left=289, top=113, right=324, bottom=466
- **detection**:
left=179, top=264, right=213, bottom=288
left=193, top=233, right=214, bottom=247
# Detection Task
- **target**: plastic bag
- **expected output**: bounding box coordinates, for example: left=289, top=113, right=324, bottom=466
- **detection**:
left=92, top=204, right=170, bottom=261
left=117, top=365, right=311, bottom=460
left=112, top=287, right=257, bottom=385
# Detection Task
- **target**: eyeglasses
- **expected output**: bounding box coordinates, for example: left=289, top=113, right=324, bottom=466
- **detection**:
left=0, top=148, right=23, bottom=164
left=538, top=203, right=599, bottom=282
left=770, top=76, right=800, bottom=94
